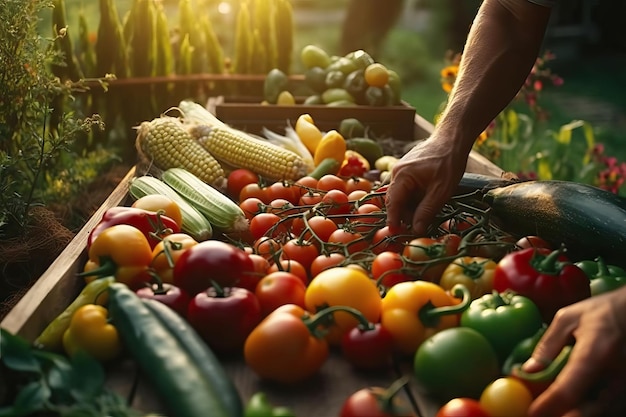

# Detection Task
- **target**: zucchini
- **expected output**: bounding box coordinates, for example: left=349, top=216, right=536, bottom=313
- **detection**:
left=309, top=157, right=341, bottom=179
left=162, top=167, right=249, bottom=233
left=107, top=283, right=240, bottom=417
left=129, top=175, right=213, bottom=241
left=483, top=180, right=626, bottom=266
left=142, top=298, right=243, bottom=417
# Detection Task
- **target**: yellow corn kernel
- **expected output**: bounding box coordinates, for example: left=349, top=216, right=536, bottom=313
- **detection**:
left=195, top=126, right=310, bottom=182
left=136, top=117, right=226, bottom=189
left=313, top=130, right=346, bottom=167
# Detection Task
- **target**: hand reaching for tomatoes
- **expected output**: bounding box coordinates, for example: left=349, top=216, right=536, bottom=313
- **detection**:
left=522, top=285, right=626, bottom=417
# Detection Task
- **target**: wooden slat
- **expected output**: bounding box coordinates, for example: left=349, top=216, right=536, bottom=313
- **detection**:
left=0, top=167, right=136, bottom=340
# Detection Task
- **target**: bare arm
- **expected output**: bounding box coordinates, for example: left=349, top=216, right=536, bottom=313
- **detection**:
left=385, top=0, right=552, bottom=234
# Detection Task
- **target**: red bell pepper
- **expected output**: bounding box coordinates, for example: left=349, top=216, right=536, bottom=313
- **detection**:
left=493, top=246, right=591, bottom=322
left=88, top=206, right=180, bottom=249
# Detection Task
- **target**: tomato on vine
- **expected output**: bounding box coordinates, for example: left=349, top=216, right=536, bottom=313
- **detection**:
left=372, top=251, right=412, bottom=289
left=227, top=168, right=259, bottom=200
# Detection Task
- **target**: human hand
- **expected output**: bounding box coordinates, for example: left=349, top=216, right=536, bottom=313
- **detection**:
left=522, top=285, right=626, bottom=417
left=385, top=136, right=468, bottom=236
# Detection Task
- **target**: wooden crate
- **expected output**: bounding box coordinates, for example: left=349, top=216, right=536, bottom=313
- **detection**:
left=211, top=96, right=418, bottom=141
left=0, top=113, right=505, bottom=417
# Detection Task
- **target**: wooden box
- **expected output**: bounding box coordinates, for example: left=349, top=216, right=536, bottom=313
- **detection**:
left=0, top=112, right=505, bottom=417
left=212, top=96, right=418, bottom=141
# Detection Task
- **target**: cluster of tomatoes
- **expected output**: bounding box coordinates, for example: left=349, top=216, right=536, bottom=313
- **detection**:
left=83, top=166, right=594, bottom=417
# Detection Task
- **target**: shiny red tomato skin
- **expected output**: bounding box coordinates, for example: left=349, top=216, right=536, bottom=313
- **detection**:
left=173, top=240, right=254, bottom=295
left=135, top=283, right=191, bottom=317
left=186, top=286, right=262, bottom=354
left=340, top=387, right=416, bottom=417
left=436, top=398, right=490, bottom=417
left=371, top=251, right=412, bottom=289
left=254, top=271, right=307, bottom=317
left=341, top=323, right=394, bottom=370
left=227, top=168, right=259, bottom=200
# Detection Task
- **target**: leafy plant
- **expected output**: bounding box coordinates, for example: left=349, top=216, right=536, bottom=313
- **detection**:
left=438, top=50, right=626, bottom=194
left=0, top=0, right=116, bottom=239
left=0, top=328, right=142, bottom=417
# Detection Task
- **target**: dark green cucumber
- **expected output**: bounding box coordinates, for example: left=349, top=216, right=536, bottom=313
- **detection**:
left=107, top=283, right=237, bottom=417
left=483, top=180, right=626, bottom=266
left=141, top=298, right=243, bottom=417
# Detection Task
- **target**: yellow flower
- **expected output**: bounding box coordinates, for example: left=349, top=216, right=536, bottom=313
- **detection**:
left=440, top=65, right=459, bottom=93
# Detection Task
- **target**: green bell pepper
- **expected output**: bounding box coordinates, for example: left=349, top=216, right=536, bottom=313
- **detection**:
left=460, top=290, right=544, bottom=364
left=502, top=324, right=547, bottom=376
left=575, top=257, right=626, bottom=296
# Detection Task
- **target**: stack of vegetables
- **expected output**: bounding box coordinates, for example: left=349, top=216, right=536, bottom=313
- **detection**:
left=6, top=99, right=626, bottom=417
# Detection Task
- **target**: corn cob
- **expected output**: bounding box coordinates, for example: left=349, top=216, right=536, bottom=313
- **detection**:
left=191, top=124, right=309, bottom=182
left=136, top=117, right=226, bottom=189
left=162, top=168, right=249, bottom=233
left=129, top=175, right=213, bottom=241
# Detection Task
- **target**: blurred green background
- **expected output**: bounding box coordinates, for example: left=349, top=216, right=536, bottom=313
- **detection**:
left=44, top=0, right=626, bottom=159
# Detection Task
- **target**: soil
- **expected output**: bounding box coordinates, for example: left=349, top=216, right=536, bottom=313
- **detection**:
left=0, top=163, right=134, bottom=321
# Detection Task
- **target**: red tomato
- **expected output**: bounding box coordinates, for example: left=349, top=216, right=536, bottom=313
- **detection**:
left=515, top=235, right=552, bottom=250
left=280, top=238, right=319, bottom=273
left=267, top=259, right=308, bottom=285
left=227, top=168, right=259, bottom=200
left=239, top=197, right=267, bottom=220
left=302, top=215, right=338, bottom=243
left=239, top=182, right=269, bottom=204
left=255, top=271, right=307, bottom=317
left=310, top=253, right=346, bottom=278
left=440, top=215, right=477, bottom=233
left=345, top=177, right=373, bottom=194
left=253, top=236, right=281, bottom=260
left=136, top=283, right=191, bottom=317
left=347, top=189, right=368, bottom=202
left=299, top=190, right=323, bottom=206
left=371, top=226, right=409, bottom=254
left=265, top=181, right=300, bottom=204
left=321, top=189, right=351, bottom=216
left=436, top=398, right=490, bottom=417
left=402, top=234, right=461, bottom=283
left=187, top=286, right=262, bottom=354
left=353, top=203, right=384, bottom=233
left=293, top=175, right=319, bottom=196
left=371, top=251, right=412, bottom=289
left=340, top=385, right=416, bottom=417
left=341, top=323, right=394, bottom=371
left=173, top=240, right=255, bottom=294
left=249, top=212, right=286, bottom=240
left=317, top=174, right=347, bottom=193
left=238, top=253, right=270, bottom=292
left=327, top=228, right=368, bottom=254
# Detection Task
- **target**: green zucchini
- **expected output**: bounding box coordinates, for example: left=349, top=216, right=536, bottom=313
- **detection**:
left=108, top=283, right=240, bottom=417
left=483, top=180, right=626, bottom=266
left=141, top=297, right=243, bottom=417
left=310, top=157, right=341, bottom=179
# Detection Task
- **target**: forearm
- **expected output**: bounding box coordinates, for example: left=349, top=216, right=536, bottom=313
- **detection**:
left=435, top=0, right=552, bottom=154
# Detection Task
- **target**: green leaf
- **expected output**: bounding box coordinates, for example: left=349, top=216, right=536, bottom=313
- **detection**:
left=0, top=328, right=41, bottom=374
left=68, top=351, right=105, bottom=402
left=12, top=381, right=50, bottom=415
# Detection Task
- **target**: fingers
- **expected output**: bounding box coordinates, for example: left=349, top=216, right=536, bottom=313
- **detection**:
left=410, top=186, right=449, bottom=236
left=522, top=308, right=579, bottom=373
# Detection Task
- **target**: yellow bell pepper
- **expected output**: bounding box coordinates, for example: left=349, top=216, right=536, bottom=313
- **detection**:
left=381, top=281, right=470, bottom=356
left=313, top=130, right=347, bottom=167
left=62, top=304, right=122, bottom=362
left=295, top=114, right=323, bottom=155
